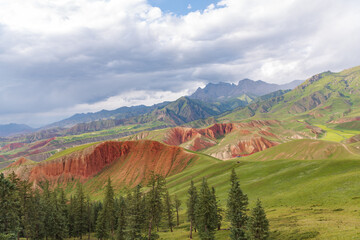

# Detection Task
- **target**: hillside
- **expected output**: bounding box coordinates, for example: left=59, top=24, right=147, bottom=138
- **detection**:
left=220, top=66, right=360, bottom=124
left=124, top=120, right=318, bottom=160
left=45, top=103, right=169, bottom=129
left=164, top=155, right=360, bottom=239
left=2, top=140, right=218, bottom=190
left=244, top=139, right=360, bottom=161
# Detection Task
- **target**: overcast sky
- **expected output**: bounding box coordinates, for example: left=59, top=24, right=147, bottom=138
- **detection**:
left=0, top=0, right=359, bottom=127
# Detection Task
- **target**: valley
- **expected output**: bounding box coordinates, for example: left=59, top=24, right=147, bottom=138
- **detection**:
left=1, top=66, right=360, bottom=239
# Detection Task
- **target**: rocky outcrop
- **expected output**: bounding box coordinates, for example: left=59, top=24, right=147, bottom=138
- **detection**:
left=164, top=127, right=201, bottom=146
left=27, top=140, right=195, bottom=186
left=210, top=137, right=278, bottom=160
left=0, top=142, right=25, bottom=151
left=2, top=158, right=35, bottom=180
left=163, top=121, right=280, bottom=155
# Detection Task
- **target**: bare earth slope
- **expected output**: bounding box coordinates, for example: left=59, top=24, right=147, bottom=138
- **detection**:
left=3, top=140, right=198, bottom=188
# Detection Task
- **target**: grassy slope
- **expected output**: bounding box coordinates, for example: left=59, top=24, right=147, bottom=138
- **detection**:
left=219, top=66, right=360, bottom=124
left=315, top=124, right=360, bottom=142
left=244, top=139, right=360, bottom=161
left=162, top=145, right=360, bottom=239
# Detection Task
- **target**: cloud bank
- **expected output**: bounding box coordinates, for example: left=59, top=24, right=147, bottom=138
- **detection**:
left=0, top=0, right=360, bottom=126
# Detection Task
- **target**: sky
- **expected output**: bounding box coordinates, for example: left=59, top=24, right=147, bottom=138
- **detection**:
left=0, top=0, right=360, bottom=127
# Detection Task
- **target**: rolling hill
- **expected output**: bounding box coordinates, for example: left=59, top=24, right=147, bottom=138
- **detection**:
left=220, top=66, right=360, bottom=124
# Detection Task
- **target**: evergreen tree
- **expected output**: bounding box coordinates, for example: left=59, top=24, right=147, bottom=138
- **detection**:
left=164, top=190, right=175, bottom=232
left=211, top=187, right=223, bottom=231
left=249, top=199, right=269, bottom=240
left=68, top=196, right=76, bottom=238
left=27, top=189, right=45, bottom=240
left=187, top=180, right=198, bottom=239
left=174, top=195, right=181, bottom=226
left=96, top=208, right=108, bottom=240
left=96, top=178, right=115, bottom=239
left=0, top=173, right=19, bottom=237
left=51, top=189, right=68, bottom=240
left=116, top=197, right=127, bottom=240
left=195, top=178, right=217, bottom=240
left=146, top=173, right=166, bottom=240
left=74, top=183, right=88, bottom=239
left=58, top=188, right=69, bottom=238
left=86, top=196, right=92, bottom=240
left=126, top=185, right=145, bottom=240
left=227, top=169, right=248, bottom=240
left=104, top=178, right=116, bottom=236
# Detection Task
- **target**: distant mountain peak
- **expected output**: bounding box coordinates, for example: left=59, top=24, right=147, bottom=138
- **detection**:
left=190, top=79, right=303, bottom=102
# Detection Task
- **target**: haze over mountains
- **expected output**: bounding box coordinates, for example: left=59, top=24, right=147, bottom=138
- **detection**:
left=42, top=79, right=303, bottom=130
left=190, top=79, right=303, bottom=102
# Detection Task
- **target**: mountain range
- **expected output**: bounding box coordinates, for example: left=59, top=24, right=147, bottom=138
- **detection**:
left=189, top=79, right=303, bottom=102
left=1, top=66, right=360, bottom=239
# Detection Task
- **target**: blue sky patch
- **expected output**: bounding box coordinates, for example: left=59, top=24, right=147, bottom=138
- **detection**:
left=148, top=0, right=221, bottom=15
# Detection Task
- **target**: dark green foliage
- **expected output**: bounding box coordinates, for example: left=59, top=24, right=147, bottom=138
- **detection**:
left=187, top=180, right=198, bottom=239
left=211, top=187, right=223, bottom=230
left=0, top=173, right=19, bottom=236
left=74, top=183, right=88, bottom=239
left=174, top=194, right=181, bottom=226
left=126, top=185, right=146, bottom=240
left=27, top=189, right=45, bottom=239
left=164, top=190, right=175, bottom=232
left=116, top=197, right=127, bottom=240
left=249, top=199, right=269, bottom=240
left=196, top=178, right=218, bottom=240
left=146, top=173, right=166, bottom=239
left=96, top=178, right=116, bottom=239
left=227, top=169, right=248, bottom=240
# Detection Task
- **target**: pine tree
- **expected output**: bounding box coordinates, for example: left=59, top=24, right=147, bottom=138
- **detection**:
left=187, top=180, right=198, bottom=239
left=68, top=196, right=76, bottom=238
left=95, top=208, right=108, bottom=240
left=74, top=183, right=88, bottom=239
left=86, top=196, right=92, bottom=240
left=164, top=190, right=175, bottom=232
left=195, top=178, right=217, bottom=240
left=174, top=194, right=181, bottom=227
left=146, top=173, right=166, bottom=240
left=126, top=185, right=145, bottom=240
left=211, top=187, right=223, bottom=231
left=116, top=197, right=127, bottom=240
left=51, top=189, right=68, bottom=240
left=96, top=178, right=115, bottom=239
left=227, top=169, right=248, bottom=240
left=0, top=173, right=20, bottom=238
left=27, top=189, right=45, bottom=240
left=249, top=199, right=269, bottom=240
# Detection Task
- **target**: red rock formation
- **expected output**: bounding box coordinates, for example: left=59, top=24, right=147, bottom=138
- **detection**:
left=188, top=136, right=217, bottom=151
left=2, top=157, right=34, bottom=180
left=0, top=142, right=25, bottom=152
left=164, top=127, right=200, bottom=145
left=259, top=130, right=277, bottom=138
left=7, top=157, right=32, bottom=168
left=28, top=140, right=195, bottom=186
left=231, top=137, right=278, bottom=157
left=29, top=137, right=55, bottom=150
left=198, top=123, right=235, bottom=139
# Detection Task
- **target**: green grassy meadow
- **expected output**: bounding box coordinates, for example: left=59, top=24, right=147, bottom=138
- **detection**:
left=161, top=155, right=360, bottom=239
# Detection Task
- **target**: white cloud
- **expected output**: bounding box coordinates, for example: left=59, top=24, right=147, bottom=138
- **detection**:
left=0, top=0, right=360, bottom=125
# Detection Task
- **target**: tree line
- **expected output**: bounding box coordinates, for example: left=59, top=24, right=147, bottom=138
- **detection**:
left=0, top=169, right=269, bottom=240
